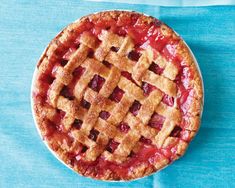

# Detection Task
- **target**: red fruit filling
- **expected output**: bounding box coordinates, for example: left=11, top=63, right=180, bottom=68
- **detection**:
left=80, top=98, right=91, bottom=109
left=75, top=143, right=171, bottom=179
left=99, top=111, right=110, bottom=120
left=142, top=82, right=156, bottom=95
left=176, top=66, right=195, bottom=115
left=63, top=47, right=77, bottom=61
left=102, top=60, right=112, bottom=68
left=53, top=110, right=66, bottom=125
left=60, top=86, right=74, bottom=100
left=149, top=113, right=165, bottom=130
left=128, top=50, right=141, bottom=61
left=87, top=49, right=94, bottom=58
left=39, top=73, right=55, bottom=84
left=170, top=126, right=182, bottom=137
left=51, top=63, right=60, bottom=77
left=149, top=63, right=164, bottom=75
left=109, top=87, right=124, bottom=102
left=118, top=122, right=130, bottom=133
left=160, top=139, right=179, bottom=160
left=121, top=71, right=137, bottom=84
left=162, top=94, right=174, bottom=107
left=139, top=136, right=152, bottom=144
left=129, top=100, right=141, bottom=116
left=88, top=129, right=99, bottom=141
left=72, top=119, right=83, bottom=130
left=106, top=139, right=119, bottom=153
left=110, top=46, right=119, bottom=52
left=161, top=43, right=181, bottom=63
left=73, top=66, right=85, bottom=78
left=88, top=75, right=105, bottom=92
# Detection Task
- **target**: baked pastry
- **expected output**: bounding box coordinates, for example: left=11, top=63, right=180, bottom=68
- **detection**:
left=32, top=10, right=203, bottom=181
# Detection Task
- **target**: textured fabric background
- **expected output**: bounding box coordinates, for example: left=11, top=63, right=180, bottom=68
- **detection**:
left=86, top=0, right=235, bottom=6
left=1, top=1, right=235, bottom=187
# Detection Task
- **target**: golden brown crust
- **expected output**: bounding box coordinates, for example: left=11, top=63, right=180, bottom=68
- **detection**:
left=32, top=10, right=203, bottom=181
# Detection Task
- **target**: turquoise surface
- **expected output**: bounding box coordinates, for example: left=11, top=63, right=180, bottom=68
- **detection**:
left=86, top=0, right=235, bottom=6
left=1, top=1, right=235, bottom=187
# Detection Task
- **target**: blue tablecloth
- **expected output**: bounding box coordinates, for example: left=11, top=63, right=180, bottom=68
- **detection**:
left=86, top=0, right=235, bottom=6
left=1, top=1, right=235, bottom=187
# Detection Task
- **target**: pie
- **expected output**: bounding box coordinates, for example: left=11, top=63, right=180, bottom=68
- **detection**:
left=32, top=10, right=203, bottom=181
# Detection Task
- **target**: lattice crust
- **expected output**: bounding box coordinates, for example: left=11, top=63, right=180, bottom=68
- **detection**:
left=40, top=30, right=185, bottom=163
left=33, top=10, right=203, bottom=181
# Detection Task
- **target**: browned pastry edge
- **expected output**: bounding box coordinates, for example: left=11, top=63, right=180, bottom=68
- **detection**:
left=32, top=10, right=203, bottom=181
